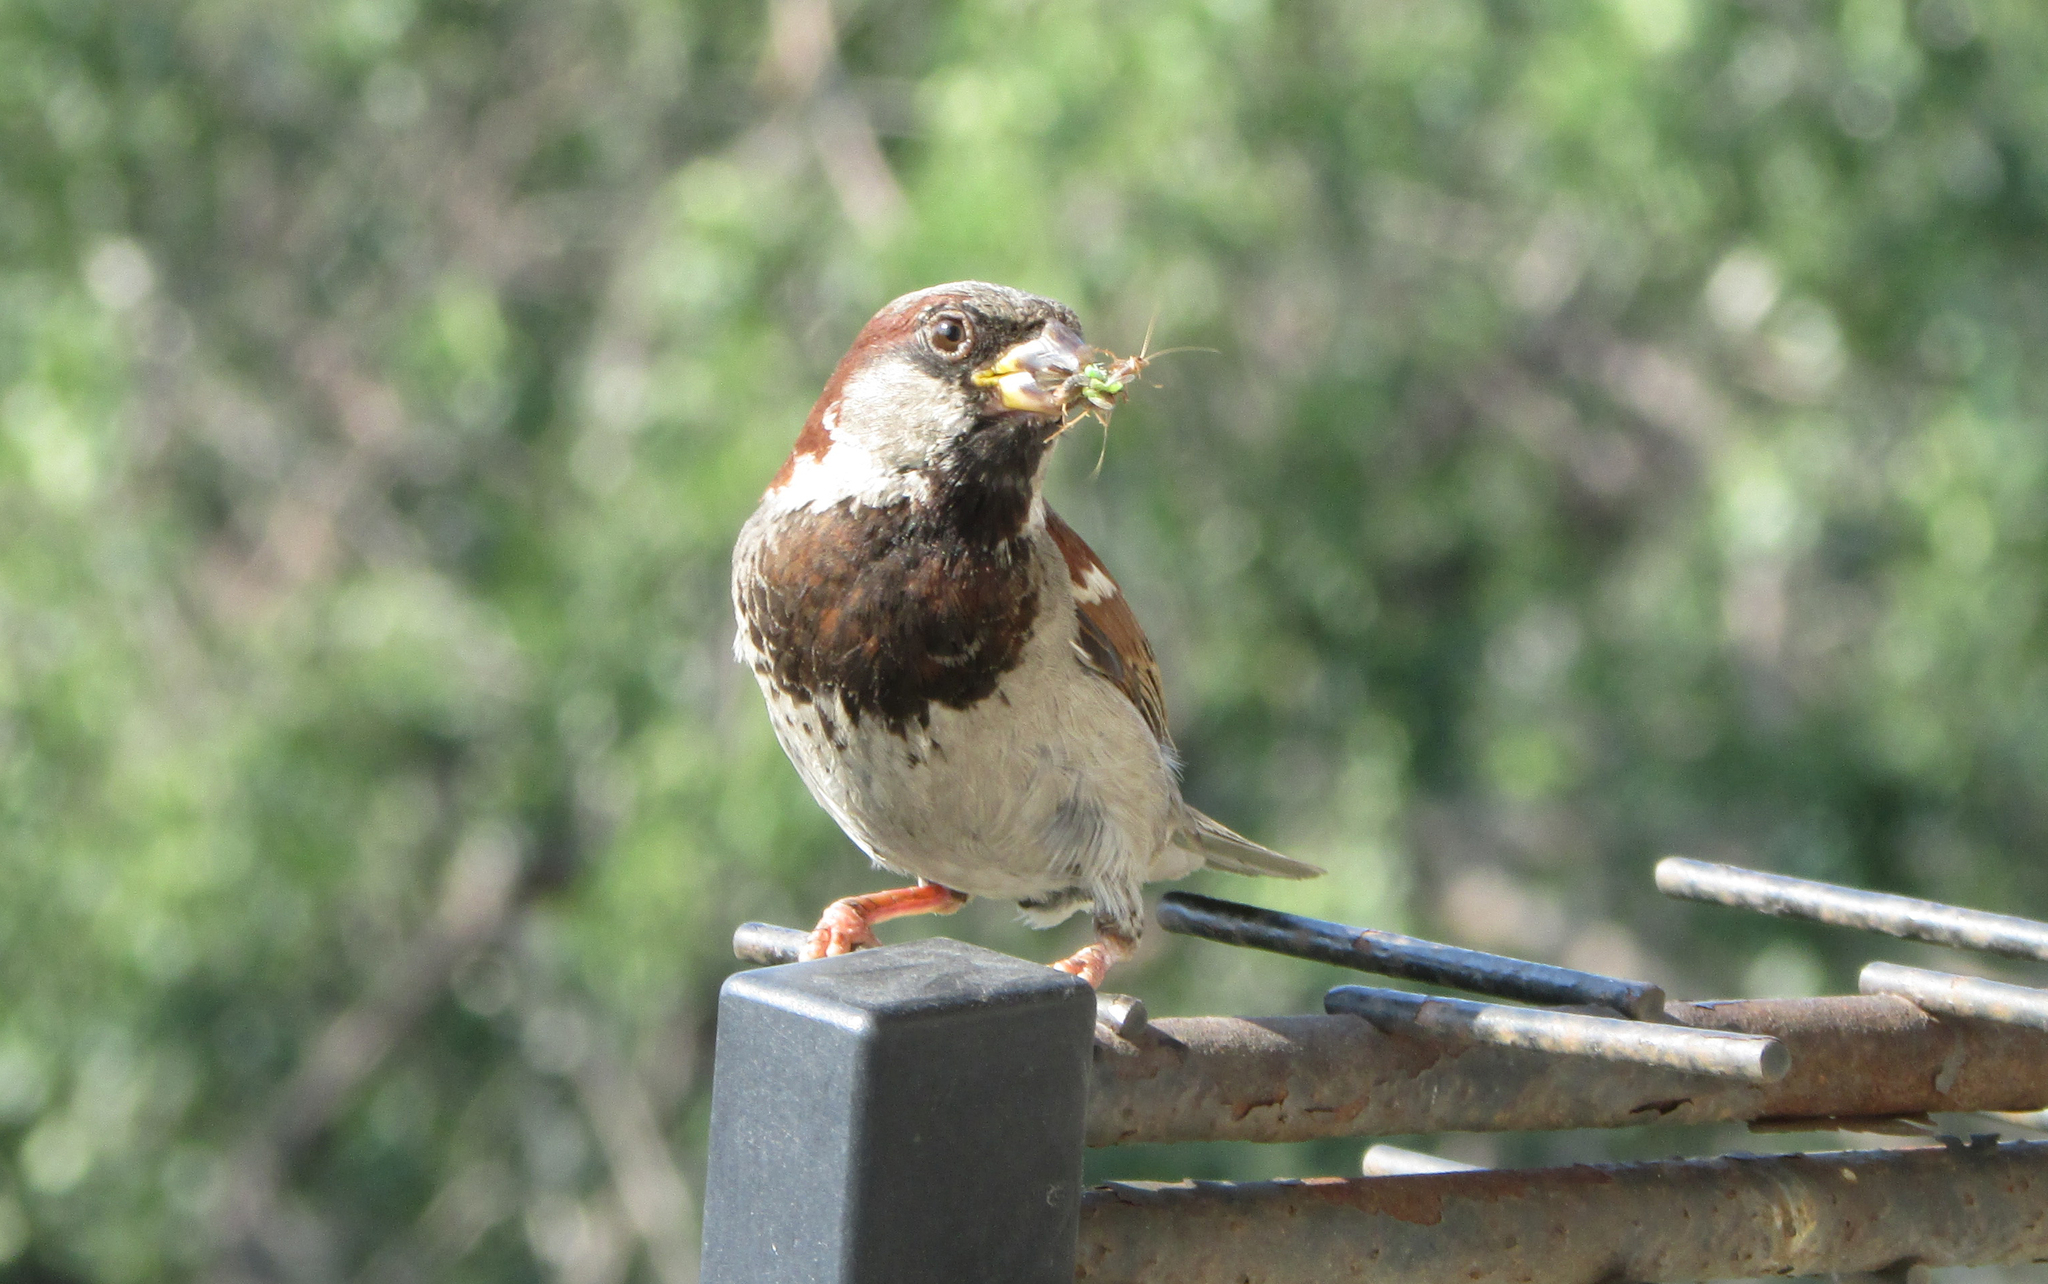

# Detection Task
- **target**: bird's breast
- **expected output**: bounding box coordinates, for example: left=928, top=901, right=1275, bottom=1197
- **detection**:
left=733, top=497, right=1046, bottom=737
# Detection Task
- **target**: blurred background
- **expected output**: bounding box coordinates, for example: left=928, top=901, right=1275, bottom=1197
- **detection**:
left=5, top=0, right=2048, bottom=1278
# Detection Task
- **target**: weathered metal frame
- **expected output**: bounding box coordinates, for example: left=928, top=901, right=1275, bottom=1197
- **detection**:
left=1086, top=993, right=2048, bottom=1145
left=717, top=863, right=2048, bottom=1281
left=730, top=929, right=2048, bottom=1149
left=1075, top=1141, right=2048, bottom=1282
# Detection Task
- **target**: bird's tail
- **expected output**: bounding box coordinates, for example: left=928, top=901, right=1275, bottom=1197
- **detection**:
left=1178, top=808, right=1324, bottom=879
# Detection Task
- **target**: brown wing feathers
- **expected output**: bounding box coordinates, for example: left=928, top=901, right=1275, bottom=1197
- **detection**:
left=1044, top=511, right=1171, bottom=745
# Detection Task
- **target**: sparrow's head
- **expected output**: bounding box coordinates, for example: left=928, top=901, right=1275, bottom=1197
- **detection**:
left=766, top=282, right=1090, bottom=518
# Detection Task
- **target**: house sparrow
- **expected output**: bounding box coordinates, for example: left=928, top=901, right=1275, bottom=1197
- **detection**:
left=731, top=282, right=1320, bottom=987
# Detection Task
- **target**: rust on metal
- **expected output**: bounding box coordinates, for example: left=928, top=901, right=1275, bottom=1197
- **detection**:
left=1087, top=995, right=2048, bottom=1146
left=1075, top=1141, right=2048, bottom=1282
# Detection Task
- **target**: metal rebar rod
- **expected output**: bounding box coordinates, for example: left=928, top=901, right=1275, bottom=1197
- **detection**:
left=1656, top=857, right=2048, bottom=961
left=1073, top=1142, right=2048, bottom=1283
left=1860, top=960, right=2048, bottom=1031
left=1086, top=994, right=2048, bottom=1146
left=1158, top=892, right=1665, bottom=1018
left=732, top=921, right=809, bottom=965
left=1325, top=985, right=1789, bottom=1082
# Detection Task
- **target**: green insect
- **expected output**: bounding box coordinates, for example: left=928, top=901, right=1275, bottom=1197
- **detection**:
left=1057, top=320, right=1159, bottom=425
left=1066, top=360, right=1133, bottom=413
left=1050, top=322, right=1215, bottom=472
left=1051, top=328, right=1158, bottom=475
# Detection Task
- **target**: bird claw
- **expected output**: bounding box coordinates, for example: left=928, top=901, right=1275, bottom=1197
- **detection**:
left=1051, top=929, right=1136, bottom=989
left=1051, top=944, right=1113, bottom=989
left=795, top=882, right=971, bottom=962
left=802, top=898, right=882, bottom=961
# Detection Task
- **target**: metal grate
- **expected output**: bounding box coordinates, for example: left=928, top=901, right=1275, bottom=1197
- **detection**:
left=705, top=862, right=2048, bottom=1282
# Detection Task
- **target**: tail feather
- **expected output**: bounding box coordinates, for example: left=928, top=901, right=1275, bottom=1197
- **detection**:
left=1179, top=809, right=1323, bottom=880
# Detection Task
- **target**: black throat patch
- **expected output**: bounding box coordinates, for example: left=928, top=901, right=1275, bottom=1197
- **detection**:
left=738, top=425, right=1050, bottom=737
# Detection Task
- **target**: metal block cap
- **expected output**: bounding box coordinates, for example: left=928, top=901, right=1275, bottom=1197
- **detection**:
left=700, top=936, right=1096, bottom=1284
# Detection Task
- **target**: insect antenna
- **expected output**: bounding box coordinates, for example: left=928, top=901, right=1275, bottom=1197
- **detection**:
left=1054, top=313, right=1218, bottom=473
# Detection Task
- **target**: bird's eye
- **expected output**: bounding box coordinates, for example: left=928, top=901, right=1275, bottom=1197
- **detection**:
left=928, top=313, right=971, bottom=357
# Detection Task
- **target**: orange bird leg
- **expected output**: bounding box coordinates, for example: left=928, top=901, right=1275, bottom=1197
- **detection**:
left=1050, top=926, right=1137, bottom=990
left=802, top=881, right=970, bottom=960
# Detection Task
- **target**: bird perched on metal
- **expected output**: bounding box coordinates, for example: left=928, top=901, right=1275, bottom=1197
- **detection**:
left=731, top=282, right=1320, bottom=986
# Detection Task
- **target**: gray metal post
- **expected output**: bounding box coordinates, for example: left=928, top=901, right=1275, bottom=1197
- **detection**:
left=700, top=936, right=1096, bottom=1284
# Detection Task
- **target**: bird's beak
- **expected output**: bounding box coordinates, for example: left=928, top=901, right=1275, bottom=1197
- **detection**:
left=972, top=321, right=1090, bottom=416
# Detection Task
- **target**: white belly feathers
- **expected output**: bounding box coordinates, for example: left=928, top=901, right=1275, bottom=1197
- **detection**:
left=749, top=565, right=1184, bottom=924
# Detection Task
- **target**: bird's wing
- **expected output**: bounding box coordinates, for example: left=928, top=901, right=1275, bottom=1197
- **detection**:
left=1045, top=511, right=1323, bottom=881
left=1043, top=510, right=1172, bottom=746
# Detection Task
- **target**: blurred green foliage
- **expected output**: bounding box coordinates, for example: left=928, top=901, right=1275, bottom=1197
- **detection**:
left=3, top=0, right=2048, bottom=1277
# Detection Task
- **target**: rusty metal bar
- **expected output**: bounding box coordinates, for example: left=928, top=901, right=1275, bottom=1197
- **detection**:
left=1657, top=857, right=2048, bottom=961
left=1325, top=985, right=1787, bottom=1081
left=1074, top=1141, right=2048, bottom=1282
left=1086, top=995, right=2048, bottom=1146
left=1860, top=960, right=2048, bottom=1031
left=1361, top=1145, right=1483, bottom=1176
left=1158, top=892, right=1664, bottom=1018
left=732, top=921, right=808, bottom=965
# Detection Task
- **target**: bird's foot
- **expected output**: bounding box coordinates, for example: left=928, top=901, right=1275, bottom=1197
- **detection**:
left=805, top=900, right=882, bottom=960
left=1050, top=945, right=1112, bottom=988
left=1050, top=930, right=1136, bottom=989
left=799, top=882, right=969, bottom=961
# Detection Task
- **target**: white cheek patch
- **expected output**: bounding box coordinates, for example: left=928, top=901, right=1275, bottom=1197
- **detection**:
left=764, top=421, right=932, bottom=515
left=833, top=362, right=974, bottom=479
left=763, top=358, right=975, bottom=514
left=838, top=362, right=963, bottom=455
left=1072, top=564, right=1118, bottom=605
